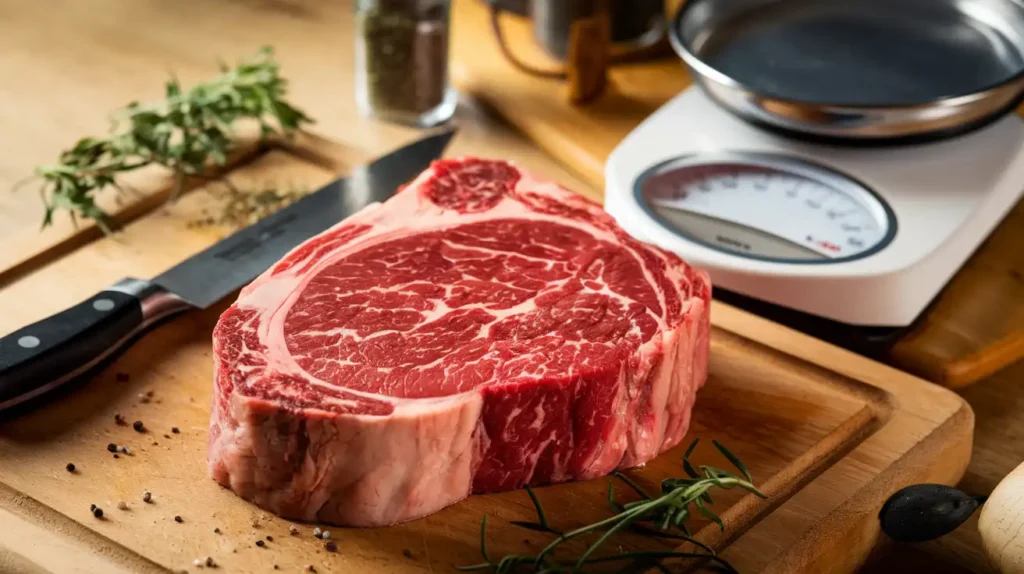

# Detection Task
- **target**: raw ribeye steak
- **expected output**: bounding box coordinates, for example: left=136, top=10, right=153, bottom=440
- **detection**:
left=209, top=158, right=712, bottom=527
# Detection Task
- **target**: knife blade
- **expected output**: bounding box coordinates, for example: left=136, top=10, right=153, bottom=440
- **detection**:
left=0, top=128, right=456, bottom=412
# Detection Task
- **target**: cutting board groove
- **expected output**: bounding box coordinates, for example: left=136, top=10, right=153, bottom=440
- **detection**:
left=0, top=134, right=971, bottom=574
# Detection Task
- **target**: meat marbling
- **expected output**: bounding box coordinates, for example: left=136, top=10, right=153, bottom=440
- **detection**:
left=208, top=158, right=712, bottom=527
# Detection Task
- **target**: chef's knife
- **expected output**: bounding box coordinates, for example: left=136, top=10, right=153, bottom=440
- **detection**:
left=0, top=128, right=456, bottom=411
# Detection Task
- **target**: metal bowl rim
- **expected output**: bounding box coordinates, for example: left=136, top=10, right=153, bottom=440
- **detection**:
left=668, top=0, right=1024, bottom=111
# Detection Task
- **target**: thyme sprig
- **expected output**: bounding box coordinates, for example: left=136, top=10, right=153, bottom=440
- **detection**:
left=24, top=46, right=312, bottom=231
left=459, top=439, right=765, bottom=573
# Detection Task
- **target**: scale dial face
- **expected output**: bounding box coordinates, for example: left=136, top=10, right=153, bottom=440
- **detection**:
left=635, top=152, right=897, bottom=263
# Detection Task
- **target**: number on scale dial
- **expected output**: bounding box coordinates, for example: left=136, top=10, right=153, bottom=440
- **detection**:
left=637, top=153, right=895, bottom=262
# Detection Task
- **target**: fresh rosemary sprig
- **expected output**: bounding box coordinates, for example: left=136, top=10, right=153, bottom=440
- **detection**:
left=24, top=45, right=312, bottom=231
left=459, top=439, right=765, bottom=574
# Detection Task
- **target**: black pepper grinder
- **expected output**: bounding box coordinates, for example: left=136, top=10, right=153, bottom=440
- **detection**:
left=354, top=0, right=457, bottom=127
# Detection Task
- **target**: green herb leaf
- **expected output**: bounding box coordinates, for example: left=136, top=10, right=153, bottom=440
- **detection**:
left=508, top=484, right=561, bottom=535
left=459, top=438, right=763, bottom=573
left=612, top=471, right=653, bottom=500
left=24, top=46, right=312, bottom=230
left=695, top=498, right=725, bottom=532
left=713, top=439, right=753, bottom=481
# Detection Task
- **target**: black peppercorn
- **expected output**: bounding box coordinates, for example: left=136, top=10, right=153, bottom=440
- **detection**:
left=174, top=515, right=183, bottom=523
left=256, top=539, right=266, bottom=547
left=324, top=541, right=337, bottom=552
left=66, top=463, right=75, bottom=472
left=106, top=443, right=117, bottom=453
left=133, top=421, right=144, bottom=432
left=92, top=506, right=103, bottom=518
left=171, top=427, right=180, bottom=434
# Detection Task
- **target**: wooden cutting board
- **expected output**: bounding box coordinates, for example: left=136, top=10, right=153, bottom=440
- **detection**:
left=0, top=132, right=972, bottom=573
left=448, top=0, right=1024, bottom=389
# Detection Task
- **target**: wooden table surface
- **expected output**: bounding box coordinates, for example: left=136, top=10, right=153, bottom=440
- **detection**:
left=0, top=0, right=1014, bottom=572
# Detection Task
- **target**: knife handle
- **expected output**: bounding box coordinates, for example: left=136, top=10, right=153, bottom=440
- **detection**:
left=0, top=278, right=192, bottom=412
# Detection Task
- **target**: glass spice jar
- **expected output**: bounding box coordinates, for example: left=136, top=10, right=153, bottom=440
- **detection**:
left=354, top=0, right=457, bottom=127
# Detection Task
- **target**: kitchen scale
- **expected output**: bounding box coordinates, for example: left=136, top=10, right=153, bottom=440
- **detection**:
left=603, top=0, right=1024, bottom=354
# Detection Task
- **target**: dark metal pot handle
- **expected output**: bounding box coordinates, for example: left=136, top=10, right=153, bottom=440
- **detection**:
left=483, top=0, right=672, bottom=76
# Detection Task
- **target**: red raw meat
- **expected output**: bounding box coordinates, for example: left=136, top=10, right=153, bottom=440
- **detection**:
left=208, top=158, right=711, bottom=526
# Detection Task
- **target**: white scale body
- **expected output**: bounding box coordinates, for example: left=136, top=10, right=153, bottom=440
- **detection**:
left=605, top=87, right=1024, bottom=327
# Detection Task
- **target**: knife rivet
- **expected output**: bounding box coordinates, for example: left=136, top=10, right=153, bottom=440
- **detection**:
left=17, top=335, right=40, bottom=349
left=93, top=298, right=115, bottom=312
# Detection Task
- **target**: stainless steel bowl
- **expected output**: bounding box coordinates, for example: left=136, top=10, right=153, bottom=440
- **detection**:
left=670, top=0, right=1024, bottom=141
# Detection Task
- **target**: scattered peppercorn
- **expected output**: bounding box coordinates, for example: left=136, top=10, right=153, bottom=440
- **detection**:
left=273, top=566, right=279, bottom=570
left=66, top=463, right=75, bottom=472
left=174, top=515, right=183, bottom=523
left=255, top=540, right=265, bottom=547
left=205, top=557, right=216, bottom=568
left=152, top=441, right=159, bottom=446
left=307, top=566, right=316, bottom=573
left=113, top=454, right=120, bottom=459
left=90, top=504, right=96, bottom=511
left=164, top=434, right=171, bottom=439
left=92, top=506, right=103, bottom=518
left=107, top=443, right=118, bottom=453
left=133, top=420, right=145, bottom=432
left=266, top=535, right=273, bottom=541
left=324, top=541, right=337, bottom=552
left=146, top=390, right=154, bottom=397
left=402, top=549, right=413, bottom=558
left=289, top=525, right=299, bottom=535
left=114, top=413, right=126, bottom=425
left=117, top=501, right=129, bottom=510
left=172, top=427, right=180, bottom=434
left=115, top=372, right=130, bottom=382
left=142, top=491, right=152, bottom=503
left=214, top=527, right=221, bottom=534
